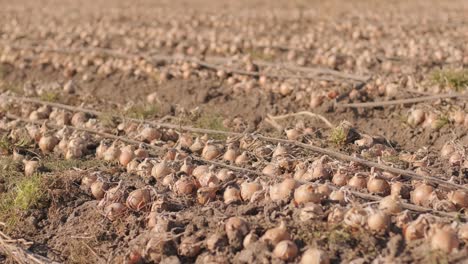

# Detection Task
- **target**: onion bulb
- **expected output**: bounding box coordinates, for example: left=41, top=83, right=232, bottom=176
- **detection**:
left=270, top=178, right=298, bottom=201
left=407, top=109, right=425, bottom=127
left=411, top=183, right=434, bottom=206
left=240, top=181, right=262, bottom=201
left=332, top=170, right=348, bottom=186
left=260, top=221, right=290, bottom=246
left=126, top=188, right=152, bottom=211
left=104, top=203, right=126, bottom=221
left=202, top=143, right=220, bottom=160
left=348, top=175, right=367, bottom=190
left=225, top=217, right=249, bottom=248
left=378, top=195, right=402, bottom=214
left=301, top=248, right=330, bottom=264
left=91, top=180, right=109, bottom=199
left=224, top=186, right=241, bottom=204
left=367, top=211, right=390, bottom=233
left=174, top=176, right=197, bottom=195
left=119, top=145, right=135, bottom=166
left=447, top=190, right=468, bottom=209
left=273, top=240, right=298, bottom=261
left=294, top=184, right=322, bottom=205
left=367, top=176, right=390, bottom=195
left=431, top=228, right=459, bottom=253
left=23, top=160, right=39, bottom=177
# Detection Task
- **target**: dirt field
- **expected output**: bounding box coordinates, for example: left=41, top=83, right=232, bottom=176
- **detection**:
left=0, top=0, right=467, bottom=263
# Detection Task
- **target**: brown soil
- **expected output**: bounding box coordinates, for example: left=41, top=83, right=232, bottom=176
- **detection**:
left=0, top=0, right=467, bottom=263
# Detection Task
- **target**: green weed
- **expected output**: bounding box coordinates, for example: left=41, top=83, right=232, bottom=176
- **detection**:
left=125, top=104, right=159, bottom=119
left=39, top=91, right=60, bottom=102
left=431, top=69, right=468, bottom=91
left=329, top=126, right=346, bottom=146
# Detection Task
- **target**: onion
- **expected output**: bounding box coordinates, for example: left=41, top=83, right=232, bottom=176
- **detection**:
left=262, top=164, right=279, bottom=177
left=71, top=112, right=88, bottom=127
left=431, top=228, right=459, bottom=253
left=216, top=169, right=235, bottom=182
left=103, top=143, right=121, bottom=161
left=96, top=141, right=108, bottom=159
left=411, top=183, right=434, bottom=206
left=367, top=211, right=390, bottom=233
left=192, top=165, right=209, bottom=179
left=310, top=94, right=324, bottom=108
left=197, top=186, right=218, bottom=205
left=38, top=135, right=59, bottom=154
left=163, top=148, right=177, bottom=161
left=151, top=160, right=171, bottom=180
left=407, top=109, right=425, bottom=127
left=294, top=163, right=307, bottom=180
left=272, top=143, right=288, bottom=158
left=403, top=215, right=428, bottom=241
left=224, top=186, right=241, bottom=204
left=348, top=175, right=367, bottom=189
left=279, top=82, right=293, bottom=96
left=316, top=184, right=332, bottom=197
left=367, top=176, right=390, bottom=195
left=225, top=217, right=249, bottom=248
left=273, top=240, right=298, bottom=261
left=12, top=150, right=25, bottom=161
left=190, top=137, right=204, bottom=153
left=139, top=127, right=161, bottom=142
left=299, top=203, right=324, bottom=221
left=294, top=184, right=322, bottom=205
left=270, top=179, right=298, bottom=201
left=82, top=173, right=98, bottom=187
left=119, top=146, right=135, bottom=166
left=198, top=171, right=219, bottom=187
left=134, top=147, right=149, bottom=159
left=57, top=137, right=69, bottom=154
left=243, top=232, right=258, bottom=248
left=447, top=190, right=468, bottom=209
left=458, top=224, right=468, bottom=242
left=344, top=206, right=367, bottom=229
left=65, top=146, right=83, bottom=160
left=146, top=92, right=158, bottom=104
left=235, top=151, right=249, bottom=165
left=301, top=248, right=330, bottom=264
left=202, top=143, right=220, bottom=160
left=240, top=181, right=262, bottom=201
left=174, top=176, right=197, bottom=195
left=379, top=195, right=402, bottom=214
left=106, top=185, right=124, bottom=201
left=329, top=190, right=345, bottom=204
left=390, top=182, right=410, bottom=199
left=327, top=206, right=346, bottom=224
left=136, top=159, right=153, bottom=178
left=223, top=146, right=238, bottom=162
left=126, top=159, right=139, bottom=173
left=126, top=188, right=152, bottom=211
left=285, top=128, right=301, bottom=141
left=261, top=221, right=290, bottom=246
left=162, top=173, right=176, bottom=187
left=332, top=170, right=349, bottom=186
left=91, top=180, right=109, bottom=199
left=104, top=203, right=126, bottom=221
left=23, top=160, right=39, bottom=177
